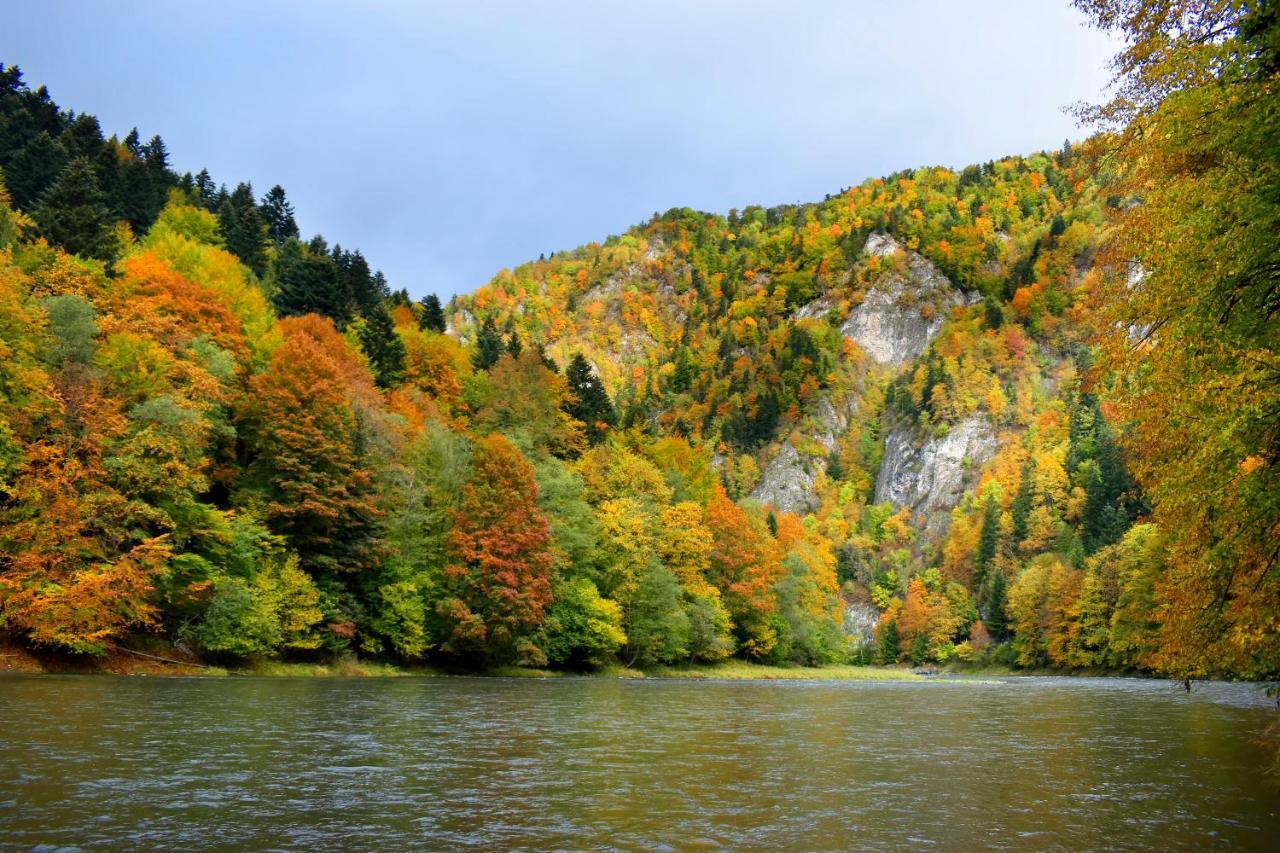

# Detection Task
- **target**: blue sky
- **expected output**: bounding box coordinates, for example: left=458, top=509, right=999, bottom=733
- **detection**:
left=6, top=1, right=1117, bottom=299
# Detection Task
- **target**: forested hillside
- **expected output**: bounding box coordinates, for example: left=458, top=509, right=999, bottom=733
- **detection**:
left=0, top=0, right=1275, bottom=679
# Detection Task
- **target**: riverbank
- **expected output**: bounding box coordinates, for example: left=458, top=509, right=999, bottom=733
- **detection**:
left=0, top=638, right=923, bottom=681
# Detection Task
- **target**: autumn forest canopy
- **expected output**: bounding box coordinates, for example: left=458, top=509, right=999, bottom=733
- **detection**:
left=0, top=0, right=1276, bottom=680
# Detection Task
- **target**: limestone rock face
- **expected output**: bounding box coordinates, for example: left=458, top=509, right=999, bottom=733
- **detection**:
left=874, top=415, right=998, bottom=534
left=842, top=232, right=971, bottom=367
left=750, top=443, right=819, bottom=515
left=843, top=601, right=880, bottom=645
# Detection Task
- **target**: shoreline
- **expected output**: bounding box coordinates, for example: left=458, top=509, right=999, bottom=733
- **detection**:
left=3, top=639, right=1268, bottom=686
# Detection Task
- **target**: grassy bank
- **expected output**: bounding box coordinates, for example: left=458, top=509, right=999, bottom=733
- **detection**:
left=2, top=639, right=922, bottom=681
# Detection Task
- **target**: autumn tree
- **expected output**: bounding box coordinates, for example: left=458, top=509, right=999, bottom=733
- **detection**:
left=1077, top=0, right=1280, bottom=678
left=438, top=434, right=554, bottom=665
left=239, top=314, right=384, bottom=578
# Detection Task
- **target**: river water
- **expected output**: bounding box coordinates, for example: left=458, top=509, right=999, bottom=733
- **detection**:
left=0, top=675, right=1275, bottom=849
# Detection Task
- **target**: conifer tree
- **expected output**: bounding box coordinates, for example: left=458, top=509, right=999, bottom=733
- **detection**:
left=419, top=293, right=446, bottom=332
left=974, top=492, right=1001, bottom=592
left=471, top=316, right=504, bottom=371
left=260, top=184, right=299, bottom=244
left=358, top=304, right=406, bottom=388
left=272, top=237, right=352, bottom=327
left=33, top=156, right=116, bottom=262
left=985, top=570, right=1008, bottom=640
left=564, top=353, right=616, bottom=444
left=877, top=619, right=900, bottom=664
left=218, top=182, right=268, bottom=276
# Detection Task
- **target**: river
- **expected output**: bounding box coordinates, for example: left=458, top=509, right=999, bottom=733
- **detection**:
left=0, top=675, right=1275, bottom=849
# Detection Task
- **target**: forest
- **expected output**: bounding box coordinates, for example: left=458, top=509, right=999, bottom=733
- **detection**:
left=0, top=0, right=1275, bottom=680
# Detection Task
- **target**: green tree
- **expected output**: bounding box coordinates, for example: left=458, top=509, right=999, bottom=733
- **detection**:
left=471, top=316, right=504, bottom=371
left=419, top=293, right=446, bottom=332
left=877, top=619, right=901, bottom=664
left=564, top=352, right=616, bottom=443
left=217, top=182, right=268, bottom=276
left=33, top=157, right=117, bottom=262
left=357, top=304, right=406, bottom=388
left=624, top=560, right=690, bottom=666
left=985, top=570, right=1008, bottom=640
left=974, top=492, right=1001, bottom=592
left=260, top=184, right=299, bottom=244
left=272, top=238, right=352, bottom=327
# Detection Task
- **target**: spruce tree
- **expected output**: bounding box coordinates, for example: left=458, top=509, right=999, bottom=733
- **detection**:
left=974, top=492, right=1001, bottom=592
left=877, top=619, right=900, bottom=664
left=564, top=352, right=616, bottom=444
left=419, top=293, right=446, bottom=332
left=260, top=184, right=299, bottom=244
left=985, top=571, right=1008, bottom=639
left=272, top=237, right=352, bottom=327
left=358, top=304, right=406, bottom=388
left=471, top=316, right=505, bottom=371
left=505, top=331, right=523, bottom=358
left=1010, top=466, right=1033, bottom=545
left=218, top=183, right=268, bottom=276
left=33, top=156, right=116, bottom=262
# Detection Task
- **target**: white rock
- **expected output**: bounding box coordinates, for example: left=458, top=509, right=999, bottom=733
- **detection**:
left=873, top=415, right=999, bottom=534
left=842, top=233, right=965, bottom=367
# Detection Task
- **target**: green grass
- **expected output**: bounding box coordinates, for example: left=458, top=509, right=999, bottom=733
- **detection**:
left=234, top=658, right=444, bottom=678
left=639, top=661, right=922, bottom=681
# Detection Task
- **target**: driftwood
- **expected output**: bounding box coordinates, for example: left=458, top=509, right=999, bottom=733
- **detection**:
left=108, top=643, right=220, bottom=671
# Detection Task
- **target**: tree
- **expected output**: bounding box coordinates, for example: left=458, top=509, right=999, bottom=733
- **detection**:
left=217, top=182, right=268, bottom=276
left=1077, top=0, right=1280, bottom=679
left=419, top=293, right=446, bottom=332
left=357, top=304, right=406, bottom=388
left=985, top=570, right=1008, bottom=640
left=564, top=352, right=616, bottom=443
left=33, top=157, right=117, bottom=262
left=272, top=238, right=352, bottom=327
left=877, top=618, right=901, bottom=664
left=469, top=350, right=584, bottom=458
left=470, top=316, right=504, bottom=371
left=624, top=560, right=690, bottom=666
left=544, top=577, right=626, bottom=668
left=438, top=434, right=554, bottom=664
left=259, top=184, right=299, bottom=244
left=974, top=492, right=1001, bottom=593
left=239, top=314, right=383, bottom=577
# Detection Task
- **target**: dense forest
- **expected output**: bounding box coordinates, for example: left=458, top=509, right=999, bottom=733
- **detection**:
left=0, top=0, right=1275, bottom=679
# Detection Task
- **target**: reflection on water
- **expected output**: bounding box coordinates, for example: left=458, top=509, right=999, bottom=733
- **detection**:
left=0, top=675, right=1275, bottom=849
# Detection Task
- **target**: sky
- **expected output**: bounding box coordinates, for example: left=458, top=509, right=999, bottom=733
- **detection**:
left=5, top=1, right=1119, bottom=299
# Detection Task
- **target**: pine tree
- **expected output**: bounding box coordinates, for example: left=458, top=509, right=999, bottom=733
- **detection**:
left=272, top=238, right=352, bottom=327
left=419, top=293, right=446, bottom=332
left=218, top=183, right=268, bottom=276
left=260, top=184, right=299, bottom=244
left=974, top=492, right=1001, bottom=592
left=877, top=619, right=900, bottom=663
left=358, top=304, right=406, bottom=388
left=33, top=157, right=116, bottom=262
left=564, top=353, right=616, bottom=444
left=471, top=316, right=505, bottom=371
left=1010, top=465, right=1033, bottom=545
left=985, top=570, right=1008, bottom=639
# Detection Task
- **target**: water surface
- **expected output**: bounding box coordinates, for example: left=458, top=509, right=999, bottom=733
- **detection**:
left=0, top=675, right=1275, bottom=849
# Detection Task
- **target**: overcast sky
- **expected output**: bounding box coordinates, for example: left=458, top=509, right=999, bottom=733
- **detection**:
left=6, top=1, right=1117, bottom=298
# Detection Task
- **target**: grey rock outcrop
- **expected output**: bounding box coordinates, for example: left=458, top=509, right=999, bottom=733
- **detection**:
left=842, top=233, right=972, bottom=367
left=750, top=443, right=819, bottom=515
left=874, top=415, right=998, bottom=534
left=843, top=601, right=880, bottom=645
